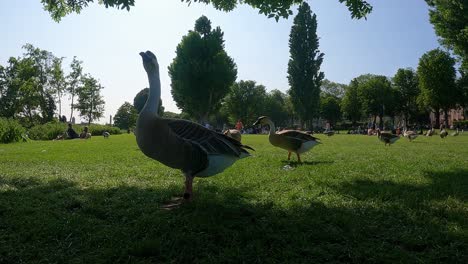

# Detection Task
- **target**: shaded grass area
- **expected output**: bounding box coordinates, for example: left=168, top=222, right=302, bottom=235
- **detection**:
left=0, top=134, right=467, bottom=263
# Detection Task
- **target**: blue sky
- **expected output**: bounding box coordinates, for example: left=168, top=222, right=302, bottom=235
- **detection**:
left=0, top=0, right=440, bottom=123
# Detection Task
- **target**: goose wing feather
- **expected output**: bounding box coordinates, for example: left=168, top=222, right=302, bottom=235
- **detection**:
left=277, top=130, right=319, bottom=142
left=166, top=119, right=253, bottom=157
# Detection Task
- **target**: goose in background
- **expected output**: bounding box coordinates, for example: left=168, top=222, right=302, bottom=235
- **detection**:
left=403, top=128, right=418, bottom=142
left=450, top=129, right=459, bottom=137
left=377, top=129, right=400, bottom=146
left=440, top=129, right=448, bottom=138
left=253, top=116, right=320, bottom=163
left=223, top=129, right=242, bottom=142
left=136, top=51, right=253, bottom=201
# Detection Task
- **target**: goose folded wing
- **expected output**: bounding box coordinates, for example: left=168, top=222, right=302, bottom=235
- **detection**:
left=277, top=130, right=319, bottom=142
left=166, top=119, right=252, bottom=157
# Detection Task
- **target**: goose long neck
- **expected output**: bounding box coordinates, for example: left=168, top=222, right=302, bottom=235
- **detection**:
left=266, top=119, right=276, bottom=135
left=143, top=70, right=161, bottom=115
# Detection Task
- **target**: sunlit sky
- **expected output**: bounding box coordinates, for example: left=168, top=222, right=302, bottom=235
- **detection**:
left=1, top=0, right=440, bottom=123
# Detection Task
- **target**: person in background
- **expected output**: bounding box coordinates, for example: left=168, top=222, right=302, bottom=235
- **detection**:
left=235, top=119, right=244, bottom=132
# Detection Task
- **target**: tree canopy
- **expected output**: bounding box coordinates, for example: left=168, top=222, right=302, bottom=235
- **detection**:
left=113, top=101, right=138, bottom=130
left=75, top=75, right=105, bottom=125
left=169, top=15, right=237, bottom=122
left=392, top=68, right=419, bottom=126
left=223, top=80, right=266, bottom=126
left=426, top=0, right=468, bottom=71
left=417, top=49, right=458, bottom=128
left=41, top=0, right=373, bottom=22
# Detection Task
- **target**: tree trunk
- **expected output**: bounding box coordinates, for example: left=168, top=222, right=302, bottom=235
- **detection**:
left=373, top=115, right=377, bottom=129
left=434, top=109, right=440, bottom=128
left=69, top=94, right=74, bottom=122
left=444, top=109, right=449, bottom=128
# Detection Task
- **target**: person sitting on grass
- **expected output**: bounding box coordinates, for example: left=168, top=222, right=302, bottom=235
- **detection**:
left=80, top=126, right=92, bottom=139
left=66, top=123, right=80, bottom=139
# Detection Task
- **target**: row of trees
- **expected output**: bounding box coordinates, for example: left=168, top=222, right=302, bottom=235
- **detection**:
left=0, top=44, right=105, bottom=127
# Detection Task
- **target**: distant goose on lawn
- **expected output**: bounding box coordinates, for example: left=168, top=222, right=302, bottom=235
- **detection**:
left=403, top=129, right=418, bottom=142
left=440, top=129, right=448, bottom=138
left=451, top=129, right=459, bottom=136
left=253, top=116, right=320, bottom=163
left=136, top=51, right=253, bottom=201
left=323, top=130, right=335, bottom=137
left=377, top=129, right=400, bottom=146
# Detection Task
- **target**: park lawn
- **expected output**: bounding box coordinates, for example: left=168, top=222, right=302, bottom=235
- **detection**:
left=0, top=133, right=467, bottom=263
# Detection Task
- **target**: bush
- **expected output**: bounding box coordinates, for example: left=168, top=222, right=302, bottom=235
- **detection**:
left=28, top=122, right=67, bottom=140
left=88, top=124, right=121, bottom=136
left=0, top=118, right=26, bottom=144
left=453, top=120, right=468, bottom=128
left=27, top=122, right=122, bottom=140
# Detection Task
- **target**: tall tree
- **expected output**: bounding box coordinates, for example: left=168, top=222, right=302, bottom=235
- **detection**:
left=392, top=68, right=419, bottom=126
left=169, top=15, right=237, bottom=123
left=426, top=0, right=468, bottom=71
left=22, top=44, right=57, bottom=123
left=341, top=79, right=362, bottom=125
left=320, top=94, right=341, bottom=126
left=41, top=0, right=373, bottom=22
left=223, top=80, right=266, bottom=126
left=288, top=2, right=324, bottom=128
left=358, top=75, right=395, bottom=129
left=67, top=57, right=83, bottom=122
left=264, top=89, right=290, bottom=127
left=417, top=49, right=459, bottom=128
left=133, top=88, right=164, bottom=116
left=75, top=75, right=105, bottom=125
left=114, top=102, right=138, bottom=129
left=50, top=57, right=66, bottom=117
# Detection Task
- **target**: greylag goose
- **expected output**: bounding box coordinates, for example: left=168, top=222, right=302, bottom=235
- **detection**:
left=377, top=129, right=400, bottom=146
left=403, top=129, right=418, bottom=142
left=136, top=51, right=253, bottom=200
left=223, top=129, right=242, bottom=142
left=440, top=129, right=448, bottom=138
left=253, top=116, right=320, bottom=163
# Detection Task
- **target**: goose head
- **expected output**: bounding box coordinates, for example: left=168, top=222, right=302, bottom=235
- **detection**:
left=253, top=116, right=270, bottom=126
left=139, top=51, right=159, bottom=75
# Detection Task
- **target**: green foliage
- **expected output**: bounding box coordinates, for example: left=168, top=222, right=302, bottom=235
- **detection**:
left=320, top=94, right=341, bottom=125
left=426, top=0, right=468, bottom=71
left=27, top=122, right=67, bottom=140
left=357, top=75, right=395, bottom=123
left=321, top=79, right=346, bottom=98
left=113, top=102, right=138, bottom=130
left=263, top=89, right=291, bottom=127
left=223, top=80, right=266, bottom=126
left=87, top=124, right=121, bottom=136
left=41, top=0, right=373, bottom=22
left=341, top=79, right=362, bottom=124
left=50, top=57, right=66, bottom=117
left=0, top=118, right=25, bottom=143
left=75, top=75, right=105, bottom=125
left=288, top=2, right=324, bottom=127
left=133, top=88, right=164, bottom=115
left=0, top=134, right=467, bottom=262
left=393, top=68, right=420, bottom=125
left=417, top=49, right=458, bottom=127
left=169, top=15, right=237, bottom=122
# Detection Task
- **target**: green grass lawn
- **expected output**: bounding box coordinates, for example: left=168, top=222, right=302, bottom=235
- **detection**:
left=1, top=133, right=467, bottom=263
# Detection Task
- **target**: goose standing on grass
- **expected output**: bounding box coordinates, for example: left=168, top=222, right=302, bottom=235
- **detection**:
left=403, top=128, right=418, bottom=142
left=440, top=129, right=448, bottom=138
left=136, top=51, right=253, bottom=201
left=450, top=129, right=459, bottom=137
left=253, top=116, right=320, bottom=163
left=377, top=129, right=400, bottom=146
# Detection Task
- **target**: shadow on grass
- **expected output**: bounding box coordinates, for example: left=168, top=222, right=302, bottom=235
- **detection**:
left=0, top=170, right=466, bottom=263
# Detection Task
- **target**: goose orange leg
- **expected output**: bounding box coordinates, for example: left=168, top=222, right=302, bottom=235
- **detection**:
left=288, top=152, right=292, bottom=160
left=296, top=153, right=302, bottom=163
